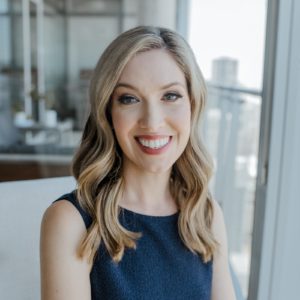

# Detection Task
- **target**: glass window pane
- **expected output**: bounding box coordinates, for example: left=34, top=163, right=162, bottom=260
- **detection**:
left=188, top=0, right=267, bottom=297
left=0, top=0, right=139, bottom=181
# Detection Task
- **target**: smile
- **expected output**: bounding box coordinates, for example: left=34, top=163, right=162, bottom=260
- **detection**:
left=137, top=137, right=170, bottom=149
left=134, top=136, right=172, bottom=155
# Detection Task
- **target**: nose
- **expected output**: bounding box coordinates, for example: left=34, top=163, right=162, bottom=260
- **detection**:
left=138, top=102, right=164, bottom=131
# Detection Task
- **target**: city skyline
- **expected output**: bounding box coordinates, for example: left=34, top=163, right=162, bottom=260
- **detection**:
left=188, top=0, right=267, bottom=89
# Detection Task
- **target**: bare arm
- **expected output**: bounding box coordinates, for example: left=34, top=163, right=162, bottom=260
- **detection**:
left=40, top=200, right=92, bottom=300
left=211, top=200, right=236, bottom=300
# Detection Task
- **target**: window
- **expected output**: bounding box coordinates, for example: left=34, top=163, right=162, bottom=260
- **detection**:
left=188, top=0, right=267, bottom=297
left=0, top=0, right=138, bottom=181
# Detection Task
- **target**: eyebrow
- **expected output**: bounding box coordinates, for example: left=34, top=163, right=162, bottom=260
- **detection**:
left=114, top=81, right=186, bottom=91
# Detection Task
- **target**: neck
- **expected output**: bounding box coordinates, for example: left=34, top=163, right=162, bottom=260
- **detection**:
left=119, top=165, right=178, bottom=215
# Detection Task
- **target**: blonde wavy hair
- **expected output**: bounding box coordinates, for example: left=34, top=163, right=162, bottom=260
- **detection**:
left=72, top=26, right=218, bottom=264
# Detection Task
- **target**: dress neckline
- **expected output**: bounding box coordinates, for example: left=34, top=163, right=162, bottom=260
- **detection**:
left=119, top=206, right=179, bottom=220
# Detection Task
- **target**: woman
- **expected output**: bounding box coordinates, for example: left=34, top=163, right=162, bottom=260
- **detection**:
left=40, top=26, right=236, bottom=300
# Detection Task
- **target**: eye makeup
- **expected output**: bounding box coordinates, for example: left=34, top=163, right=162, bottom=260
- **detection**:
left=117, top=94, right=139, bottom=105
left=162, top=92, right=183, bottom=102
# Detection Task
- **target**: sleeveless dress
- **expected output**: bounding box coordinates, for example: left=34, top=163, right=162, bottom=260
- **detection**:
left=54, top=191, right=213, bottom=300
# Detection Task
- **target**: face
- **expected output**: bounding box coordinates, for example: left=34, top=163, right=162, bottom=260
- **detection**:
left=111, top=49, right=191, bottom=175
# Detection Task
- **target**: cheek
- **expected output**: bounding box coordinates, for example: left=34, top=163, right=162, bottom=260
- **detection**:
left=170, top=105, right=191, bottom=134
left=111, top=110, right=135, bottom=144
left=112, top=112, right=123, bottom=132
left=112, top=116, right=125, bottom=143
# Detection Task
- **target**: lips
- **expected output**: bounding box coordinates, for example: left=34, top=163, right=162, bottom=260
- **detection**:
left=134, top=135, right=172, bottom=154
left=136, top=136, right=170, bottom=149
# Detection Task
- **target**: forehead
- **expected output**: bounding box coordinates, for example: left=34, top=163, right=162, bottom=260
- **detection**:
left=117, top=49, right=186, bottom=87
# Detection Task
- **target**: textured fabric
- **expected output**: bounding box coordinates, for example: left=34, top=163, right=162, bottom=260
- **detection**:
left=54, top=191, right=213, bottom=300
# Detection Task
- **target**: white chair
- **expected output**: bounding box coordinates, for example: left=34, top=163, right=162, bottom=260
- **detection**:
left=0, top=176, right=244, bottom=299
left=0, top=176, right=76, bottom=300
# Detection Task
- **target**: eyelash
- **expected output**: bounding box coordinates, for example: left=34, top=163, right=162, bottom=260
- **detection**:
left=163, top=92, right=183, bottom=102
left=117, top=92, right=183, bottom=105
left=117, top=95, right=138, bottom=105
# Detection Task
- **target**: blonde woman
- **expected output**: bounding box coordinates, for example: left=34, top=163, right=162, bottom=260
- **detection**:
left=40, top=26, right=236, bottom=300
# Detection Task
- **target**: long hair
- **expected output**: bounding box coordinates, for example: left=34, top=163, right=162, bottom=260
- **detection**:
left=72, top=26, right=218, bottom=263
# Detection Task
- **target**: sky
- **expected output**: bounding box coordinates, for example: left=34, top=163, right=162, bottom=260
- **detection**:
left=188, top=0, right=267, bottom=89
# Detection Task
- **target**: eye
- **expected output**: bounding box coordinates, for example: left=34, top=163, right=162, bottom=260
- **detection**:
left=163, top=92, right=183, bottom=102
left=118, top=95, right=139, bottom=105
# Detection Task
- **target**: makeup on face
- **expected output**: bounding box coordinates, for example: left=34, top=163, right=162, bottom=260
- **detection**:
left=111, top=49, right=191, bottom=174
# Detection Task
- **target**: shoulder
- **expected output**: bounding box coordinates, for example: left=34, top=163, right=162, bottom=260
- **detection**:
left=40, top=199, right=90, bottom=263
left=210, top=199, right=226, bottom=244
left=40, top=200, right=92, bottom=299
left=210, top=199, right=237, bottom=300
left=41, top=200, right=87, bottom=240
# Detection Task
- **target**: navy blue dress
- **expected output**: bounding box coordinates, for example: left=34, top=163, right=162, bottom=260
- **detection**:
left=54, top=191, right=212, bottom=300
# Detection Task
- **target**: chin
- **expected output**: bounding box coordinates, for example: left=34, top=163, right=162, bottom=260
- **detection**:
left=141, top=164, right=173, bottom=175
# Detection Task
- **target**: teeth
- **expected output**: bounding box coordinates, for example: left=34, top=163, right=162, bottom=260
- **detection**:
left=138, top=137, right=170, bottom=149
